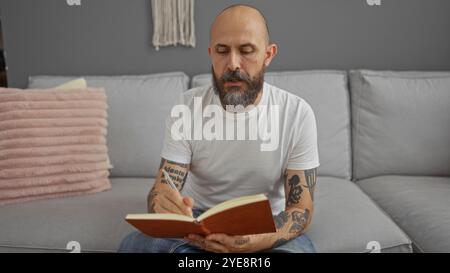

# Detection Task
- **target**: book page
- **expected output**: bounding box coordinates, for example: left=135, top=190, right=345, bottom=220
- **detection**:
left=196, top=194, right=267, bottom=222
left=126, top=213, right=195, bottom=222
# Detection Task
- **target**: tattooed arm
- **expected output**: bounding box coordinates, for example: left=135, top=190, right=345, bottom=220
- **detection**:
left=186, top=168, right=318, bottom=253
left=147, top=158, right=194, bottom=216
left=270, top=168, right=317, bottom=248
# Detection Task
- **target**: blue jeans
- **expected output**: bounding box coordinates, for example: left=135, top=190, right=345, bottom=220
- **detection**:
left=118, top=209, right=316, bottom=253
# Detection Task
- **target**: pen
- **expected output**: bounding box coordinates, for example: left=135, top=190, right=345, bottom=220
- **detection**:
left=162, top=169, right=193, bottom=217
left=162, top=169, right=178, bottom=191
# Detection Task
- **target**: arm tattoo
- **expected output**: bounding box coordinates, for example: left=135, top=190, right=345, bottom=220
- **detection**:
left=271, top=238, right=288, bottom=248
left=286, top=175, right=303, bottom=207
left=270, top=209, right=311, bottom=249
left=303, top=168, right=317, bottom=201
left=272, top=170, right=316, bottom=250
left=158, top=158, right=189, bottom=191
left=273, top=211, right=289, bottom=230
left=148, top=158, right=189, bottom=212
left=289, top=209, right=310, bottom=234
left=147, top=188, right=158, bottom=213
left=234, top=237, right=250, bottom=246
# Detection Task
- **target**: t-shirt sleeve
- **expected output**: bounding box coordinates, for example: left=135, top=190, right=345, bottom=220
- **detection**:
left=287, top=100, right=320, bottom=170
left=160, top=96, right=192, bottom=164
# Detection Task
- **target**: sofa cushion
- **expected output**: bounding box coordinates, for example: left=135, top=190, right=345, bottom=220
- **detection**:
left=0, top=87, right=111, bottom=205
left=308, top=176, right=411, bottom=252
left=357, top=175, right=450, bottom=252
left=192, top=71, right=352, bottom=180
left=0, top=177, right=149, bottom=253
left=28, top=72, right=190, bottom=177
left=37, top=79, right=114, bottom=170
left=0, top=176, right=411, bottom=252
left=54, top=78, right=87, bottom=90
left=350, top=70, right=450, bottom=180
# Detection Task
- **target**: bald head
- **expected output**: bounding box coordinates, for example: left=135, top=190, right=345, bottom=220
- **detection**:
left=210, top=4, right=270, bottom=45
left=208, top=4, right=278, bottom=109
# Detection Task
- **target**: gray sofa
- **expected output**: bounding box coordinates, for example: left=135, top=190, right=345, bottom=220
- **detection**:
left=0, top=70, right=448, bottom=253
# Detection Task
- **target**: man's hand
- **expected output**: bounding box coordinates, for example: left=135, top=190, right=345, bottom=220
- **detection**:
left=148, top=158, right=193, bottom=217
left=185, top=168, right=318, bottom=253
left=185, top=233, right=274, bottom=253
left=148, top=186, right=194, bottom=217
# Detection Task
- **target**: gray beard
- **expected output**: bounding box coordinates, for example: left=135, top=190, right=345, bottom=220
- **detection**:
left=212, top=67, right=264, bottom=109
left=220, top=86, right=260, bottom=109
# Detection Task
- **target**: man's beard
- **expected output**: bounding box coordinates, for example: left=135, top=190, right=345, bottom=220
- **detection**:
left=212, top=66, right=265, bottom=110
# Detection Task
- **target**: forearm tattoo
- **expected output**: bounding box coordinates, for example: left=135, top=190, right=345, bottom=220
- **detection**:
left=147, top=187, right=158, bottom=213
left=272, top=168, right=317, bottom=249
left=273, top=211, right=289, bottom=230
left=271, top=209, right=311, bottom=249
left=158, top=158, right=189, bottom=191
left=234, top=237, right=250, bottom=246
left=289, top=209, right=310, bottom=234
left=271, top=238, right=289, bottom=248
left=147, top=159, right=189, bottom=212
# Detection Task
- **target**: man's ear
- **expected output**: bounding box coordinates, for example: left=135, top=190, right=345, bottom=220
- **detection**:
left=264, top=43, right=278, bottom=67
left=208, top=47, right=212, bottom=57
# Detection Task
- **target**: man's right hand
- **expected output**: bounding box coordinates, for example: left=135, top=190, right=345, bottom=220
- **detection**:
left=148, top=186, right=195, bottom=217
left=148, top=158, right=193, bottom=217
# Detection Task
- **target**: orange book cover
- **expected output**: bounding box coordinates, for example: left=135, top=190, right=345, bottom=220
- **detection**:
left=125, top=194, right=276, bottom=238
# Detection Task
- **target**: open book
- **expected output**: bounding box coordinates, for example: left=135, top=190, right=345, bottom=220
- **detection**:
left=125, top=194, right=276, bottom=238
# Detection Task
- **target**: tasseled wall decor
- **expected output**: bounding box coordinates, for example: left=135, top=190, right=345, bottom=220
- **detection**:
left=151, top=0, right=196, bottom=50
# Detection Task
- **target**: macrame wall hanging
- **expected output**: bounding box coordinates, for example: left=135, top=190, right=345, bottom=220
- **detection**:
left=151, top=0, right=196, bottom=51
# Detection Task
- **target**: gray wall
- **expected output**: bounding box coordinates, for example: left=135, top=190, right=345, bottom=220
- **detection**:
left=1, top=0, right=449, bottom=88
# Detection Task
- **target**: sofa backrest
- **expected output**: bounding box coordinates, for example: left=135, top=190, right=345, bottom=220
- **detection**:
left=28, top=72, right=189, bottom=177
left=192, top=71, right=352, bottom=180
left=350, top=70, right=450, bottom=180
left=27, top=70, right=448, bottom=181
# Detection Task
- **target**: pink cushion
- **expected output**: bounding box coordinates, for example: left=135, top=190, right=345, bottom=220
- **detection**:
left=0, top=87, right=111, bottom=205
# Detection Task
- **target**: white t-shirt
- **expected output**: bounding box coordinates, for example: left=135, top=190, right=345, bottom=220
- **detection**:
left=161, top=82, right=319, bottom=214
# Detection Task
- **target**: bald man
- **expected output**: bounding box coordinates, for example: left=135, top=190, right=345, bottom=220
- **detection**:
left=119, top=4, right=319, bottom=253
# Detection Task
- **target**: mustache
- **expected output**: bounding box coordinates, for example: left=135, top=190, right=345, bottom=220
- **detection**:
left=220, top=70, right=251, bottom=84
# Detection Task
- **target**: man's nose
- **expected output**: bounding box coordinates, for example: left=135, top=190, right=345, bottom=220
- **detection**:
left=226, top=52, right=241, bottom=71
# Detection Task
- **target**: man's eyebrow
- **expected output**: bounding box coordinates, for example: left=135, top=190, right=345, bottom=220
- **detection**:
left=215, top=43, right=256, bottom=49
left=239, top=43, right=256, bottom=49
left=215, top=44, right=229, bottom=48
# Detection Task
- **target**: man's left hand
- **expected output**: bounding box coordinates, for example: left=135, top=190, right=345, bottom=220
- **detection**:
left=185, top=233, right=271, bottom=253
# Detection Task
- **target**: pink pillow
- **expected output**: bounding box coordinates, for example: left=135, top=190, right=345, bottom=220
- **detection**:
left=0, top=87, right=111, bottom=205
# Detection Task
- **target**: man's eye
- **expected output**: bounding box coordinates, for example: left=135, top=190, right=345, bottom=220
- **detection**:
left=241, top=48, right=254, bottom=54
left=217, top=49, right=228, bottom=54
